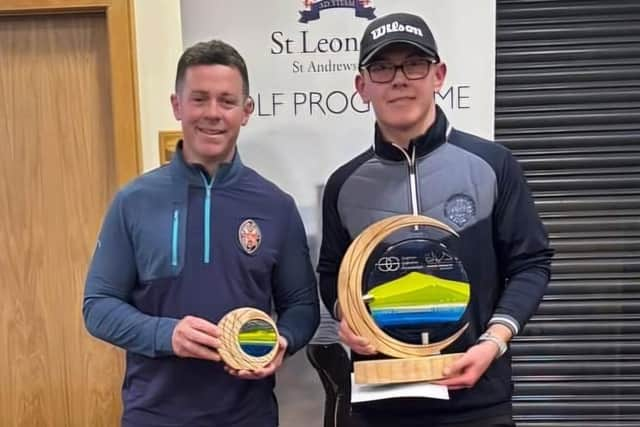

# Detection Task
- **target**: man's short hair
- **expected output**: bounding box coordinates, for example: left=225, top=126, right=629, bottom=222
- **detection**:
left=175, top=39, right=250, bottom=97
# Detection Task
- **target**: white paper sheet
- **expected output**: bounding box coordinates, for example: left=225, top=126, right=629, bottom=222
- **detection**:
left=350, top=374, right=450, bottom=403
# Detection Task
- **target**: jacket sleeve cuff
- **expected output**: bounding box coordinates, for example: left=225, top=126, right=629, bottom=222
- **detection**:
left=154, top=318, right=180, bottom=356
left=488, top=314, right=520, bottom=336
left=278, top=326, right=296, bottom=355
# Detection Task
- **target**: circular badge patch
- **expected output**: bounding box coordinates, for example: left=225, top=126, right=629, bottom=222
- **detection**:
left=444, top=194, right=476, bottom=228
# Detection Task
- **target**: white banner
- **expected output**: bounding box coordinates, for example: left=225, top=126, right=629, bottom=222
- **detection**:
left=180, top=0, right=496, bottom=230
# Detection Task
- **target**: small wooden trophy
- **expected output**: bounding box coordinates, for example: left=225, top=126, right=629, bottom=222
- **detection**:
left=338, top=215, right=470, bottom=385
left=217, top=307, right=279, bottom=370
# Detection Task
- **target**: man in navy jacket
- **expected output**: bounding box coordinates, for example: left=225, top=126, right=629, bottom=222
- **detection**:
left=84, top=39, right=319, bottom=427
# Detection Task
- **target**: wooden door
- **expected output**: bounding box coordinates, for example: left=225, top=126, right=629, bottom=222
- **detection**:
left=0, top=1, right=139, bottom=426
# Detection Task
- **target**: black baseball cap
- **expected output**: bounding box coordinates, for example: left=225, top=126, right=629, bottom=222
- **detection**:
left=359, top=12, right=440, bottom=67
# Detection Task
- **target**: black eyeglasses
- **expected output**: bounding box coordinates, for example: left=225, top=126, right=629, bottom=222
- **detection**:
left=364, top=57, right=437, bottom=83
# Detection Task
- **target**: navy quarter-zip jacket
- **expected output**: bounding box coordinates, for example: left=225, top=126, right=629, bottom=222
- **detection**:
left=84, top=146, right=319, bottom=427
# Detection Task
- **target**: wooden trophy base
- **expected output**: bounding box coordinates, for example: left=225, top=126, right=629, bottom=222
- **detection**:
left=353, top=353, right=463, bottom=385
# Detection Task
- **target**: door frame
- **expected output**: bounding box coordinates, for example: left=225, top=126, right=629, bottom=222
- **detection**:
left=1, top=0, right=141, bottom=186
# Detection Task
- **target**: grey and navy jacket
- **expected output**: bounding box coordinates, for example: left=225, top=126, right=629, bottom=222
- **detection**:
left=318, top=107, right=553, bottom=422
left=83, top=145, right=319, bottom=427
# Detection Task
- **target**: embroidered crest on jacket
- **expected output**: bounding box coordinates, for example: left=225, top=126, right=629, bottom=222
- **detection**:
left=444, top=194, right=476, bottom=227
left=238, top=219, right=262, bottom=254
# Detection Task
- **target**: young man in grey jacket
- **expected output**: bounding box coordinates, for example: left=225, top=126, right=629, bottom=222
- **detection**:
left=318, top=12, right=553, bottom=427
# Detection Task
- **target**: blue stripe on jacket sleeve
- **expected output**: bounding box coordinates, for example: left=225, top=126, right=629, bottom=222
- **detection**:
left=171, top=208, right=179, bottom=267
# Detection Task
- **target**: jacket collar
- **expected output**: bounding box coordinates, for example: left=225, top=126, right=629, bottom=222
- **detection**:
left=169, top=141, right=243, bottom=187
left=373, top=105, right=449, bottom=161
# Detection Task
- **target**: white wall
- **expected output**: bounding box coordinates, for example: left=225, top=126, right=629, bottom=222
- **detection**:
left=179, top=0, right=496, bottom=212
left=134, top=0, right=183, bottom=172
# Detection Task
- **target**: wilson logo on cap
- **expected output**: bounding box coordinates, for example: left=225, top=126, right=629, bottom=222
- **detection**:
left=371, top=21, right=424, bottom=40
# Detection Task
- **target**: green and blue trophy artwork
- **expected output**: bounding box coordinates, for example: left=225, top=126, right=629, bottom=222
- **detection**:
left=217, top=307, right=279, bottom=370
left=238, top=320, right=279, bottom=357
left=338, top=214, right=471, bottom=384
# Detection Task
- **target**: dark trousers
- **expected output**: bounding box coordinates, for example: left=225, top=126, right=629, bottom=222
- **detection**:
left=306, top=343, right=352, bottom=427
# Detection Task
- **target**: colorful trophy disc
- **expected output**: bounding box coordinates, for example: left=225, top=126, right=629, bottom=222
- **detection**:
left=338, top=215, right=470, bottom=384
left=217, top=307, right=279, bottom=370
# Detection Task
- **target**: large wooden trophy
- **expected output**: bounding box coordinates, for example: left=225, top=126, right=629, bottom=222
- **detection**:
left=338, top=215, right=470, bottom=385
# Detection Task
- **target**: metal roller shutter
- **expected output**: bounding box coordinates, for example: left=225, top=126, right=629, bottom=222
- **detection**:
left=495, top=1, right=640, bottom=425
